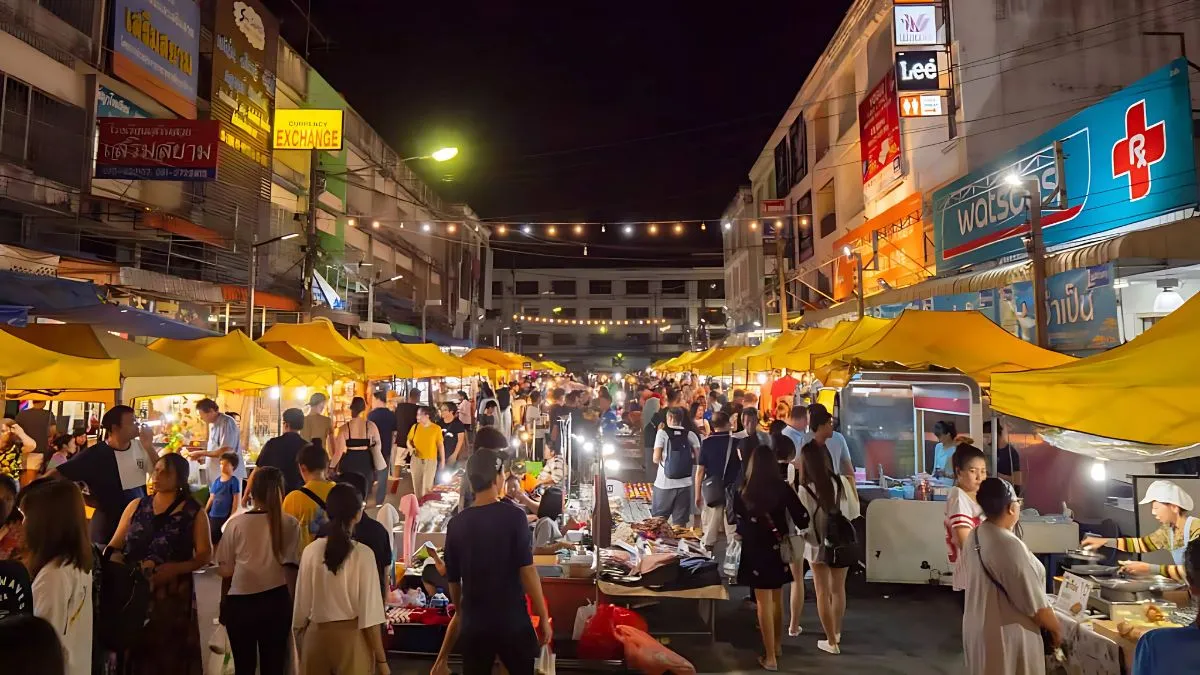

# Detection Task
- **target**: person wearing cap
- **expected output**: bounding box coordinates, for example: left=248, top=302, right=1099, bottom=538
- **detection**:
left=301, top=392, right=333, bottom=453
left=1082, top=479, right=1199, bottom=581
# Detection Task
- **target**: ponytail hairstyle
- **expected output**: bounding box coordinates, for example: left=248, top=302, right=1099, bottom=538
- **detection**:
left=322, top=483, right=362, bottom=574
left=951, top=444, right=987, bottom=479
left=249, top=467, right=286, bottom=564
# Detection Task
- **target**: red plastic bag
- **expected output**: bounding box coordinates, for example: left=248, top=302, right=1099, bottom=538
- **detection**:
left=613, top=625, right=697, bottom=675
left=576, top=603, right=647, bottom=660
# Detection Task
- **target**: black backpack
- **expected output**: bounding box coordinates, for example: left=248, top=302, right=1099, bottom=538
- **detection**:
left=802, top=482, right=858, bottom=568
left=662, top=427, right=694, bottom=480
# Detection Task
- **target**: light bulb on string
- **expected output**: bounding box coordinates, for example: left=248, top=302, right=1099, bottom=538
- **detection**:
left=623, top=225, right=633, bottom=236
left=648, top=224, right=659, bottom=235
left=497, top=225, right=507, bottom=235
left=583, top=245, right=588, bottom=256
left=573, top=224, right=583, bottom=235
left=547, top=225, right=558, bottom=236
left=700, top=222, right=707, bottom=231
left=749, top=221, right=759, bottom=231
left=447, top=223, right=457, bottom=233
left=601, top=225, right=606, bottom=233
left=421, top=223, right=431, bottom=232
left=673, top=223, right=684, bottom=235
left=522, top=225, right=532, bottom=235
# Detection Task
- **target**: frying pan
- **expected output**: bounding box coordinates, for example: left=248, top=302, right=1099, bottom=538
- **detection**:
left=1090, top=575, right=1186, bottom=593
left=1066, top=547, right=1105, bottom=563
left=1067, top=564, right=1118, bottom=576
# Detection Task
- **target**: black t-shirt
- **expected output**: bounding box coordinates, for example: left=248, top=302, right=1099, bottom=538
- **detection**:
left=445, top=500, right=533, bottom=635
left=698, top=432, right=738, bottom=487
left=368, top=408, right=397, bottom=463
left=56, top=441, right=140, bottom=544
left=354, top=514, right=393, bottom=597
left=439, top=418, right=467, bottom=452
left=0, top=559, right=31, bottom=620
left=548, top=404, right=568, bottom=450
left=395, top=403, right=419, bottom=447
left=255, top=431, right=305, bottom=494
left=996, top=443, right=1021, bottom=476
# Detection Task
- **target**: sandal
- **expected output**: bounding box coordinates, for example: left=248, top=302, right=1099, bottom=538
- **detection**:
left=758, top=656, right=779, bottom=672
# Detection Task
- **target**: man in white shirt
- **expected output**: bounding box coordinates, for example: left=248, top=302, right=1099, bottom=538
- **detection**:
left=802, top=404, right=855, bottom=479
left=781, top=405, right=809, bottom=454
left=651, top=407, right=701, bottom=527
left=191, top=398, right=245, bottom=486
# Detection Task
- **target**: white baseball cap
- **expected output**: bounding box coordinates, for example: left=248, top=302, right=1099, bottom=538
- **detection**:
left=1140, top=480, right=1195, bottom=512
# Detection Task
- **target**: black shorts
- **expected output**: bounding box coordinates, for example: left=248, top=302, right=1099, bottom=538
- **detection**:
left=460, top=625, right=539, bottom=675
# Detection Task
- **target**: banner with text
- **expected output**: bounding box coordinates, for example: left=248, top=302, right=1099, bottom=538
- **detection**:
left=96, top=118, right=219, bottom=180
left=859, top=70, right=904, bottom=201
left=111, top=0, right=199, bottom=119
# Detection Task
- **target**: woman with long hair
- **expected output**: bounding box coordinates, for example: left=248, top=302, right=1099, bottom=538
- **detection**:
left=216, top=467, right=300, bottom=675
left=0, top=474, right=24, bottom=562
left=945, top=444, right=988, bottom=593
left=690, top=401, right=711, bottom=438
left=292, top=483, right=388, bottom=675
left=47, top=431, right=85, bottom=471
left=797, top=438, right=860, bottom=656
left=962, top=478, right=1061, bottom=673
left=108, top=453, right=211, bottom=675
left=731, top=444, right=810, bottom=672
left=333, top=396, right=385, bottom=498
left=25, top=480, right=93, bottom=675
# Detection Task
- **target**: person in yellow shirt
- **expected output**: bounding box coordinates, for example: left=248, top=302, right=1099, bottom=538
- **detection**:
left=282, top=441, right=337, bottom=552
left=406, top=406, right=444, bottom=499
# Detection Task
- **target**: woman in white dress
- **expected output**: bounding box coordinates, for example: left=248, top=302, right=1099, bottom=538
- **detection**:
left=961, top=478, right=1061, bottom=675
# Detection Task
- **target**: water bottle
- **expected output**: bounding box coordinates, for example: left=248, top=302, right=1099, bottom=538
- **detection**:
left=430, top=588, right=450, bottom=613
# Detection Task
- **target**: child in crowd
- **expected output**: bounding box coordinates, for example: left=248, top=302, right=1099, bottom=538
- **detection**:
left=205, top=451, right=241, bottom=543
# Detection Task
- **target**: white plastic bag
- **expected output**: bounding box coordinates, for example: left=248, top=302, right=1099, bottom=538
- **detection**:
left=721, top=539, right=742, bottom=579
left=204, top=623, right=235, bottom=675
left=535, top=643, right=556, bottom=675
left=572, top=600, right=597, bottom=641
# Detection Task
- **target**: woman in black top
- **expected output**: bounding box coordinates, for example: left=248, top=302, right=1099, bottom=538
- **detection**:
left=731, top=444, right=810, bottom=672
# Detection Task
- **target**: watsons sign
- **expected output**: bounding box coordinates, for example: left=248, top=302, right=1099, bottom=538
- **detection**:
left=933, top=59, right=1197, bottom=274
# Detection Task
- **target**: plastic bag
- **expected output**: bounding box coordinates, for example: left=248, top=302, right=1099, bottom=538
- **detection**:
left=577, top=603, right=648, bottom=661
left=572, top=600, right=598, bottom=641
left=614, top=625, right=697, bottom=675
left=535, top=643, right=556, bottom=675
left=204, top=623, right=235, bottom=675
left=721, top=539, right=742, bottom=579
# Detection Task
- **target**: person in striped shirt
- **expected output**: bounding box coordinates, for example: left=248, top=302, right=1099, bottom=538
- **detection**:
left=1082, top=479, right=1198, bottom=582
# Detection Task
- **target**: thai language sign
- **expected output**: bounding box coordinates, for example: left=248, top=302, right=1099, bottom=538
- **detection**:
left=212, top=0, right=278, bottom=168
left=272, top=108, right=344, bottom=150
left=934, top=59, right=1197, bottom=274
left=859, top=70, right=903, bottom=201
left=97, top=85, right=150, bottom=119
left=96, top=118, right=219, bottom=180
left=111, top=0, right=200, bottom=119
left=1000, top=264, right=1120, bottom=355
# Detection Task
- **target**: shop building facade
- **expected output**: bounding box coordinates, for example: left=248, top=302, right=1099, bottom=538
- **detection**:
left=0, top=0, right=486, bottom=343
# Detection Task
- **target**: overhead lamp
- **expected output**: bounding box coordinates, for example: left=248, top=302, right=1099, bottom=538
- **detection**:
left=422, top=223, right=432, bottom=232
left=700, top=222, right=707, bottom=231
left=723, top=221, right=731, bottom=231
left=623, top=225, right=633, bottom=235
left=1090, top=460, right=1107, bottom=482
left=497, top=225, right=508, bottom=235
left=673, top=223, right=684, bottom=234
left=547, top=225, right=558, bottom=236
left=447, top=223, right=457, bottom=233
left=1004, top=173, right=1022, bottom=186
left=522, top=225, right=533, bottom=235
left=749, top=221, right=758, bottom=231
left=388, top=274, right=404, bottom=282
left=347, top=218, right=356, bottom=227
left=430, top=147, right=459, bottom=162
left=573, top=224, right=584, bottom=235
left=372, top=220, right=380, bottom=229
left=648, top=224, right=659, bottom=235
left=843, top=245, right=853, bottom=257
left=753, top=320, right=762, bottom=327
left=279, top=233, right=300, bottom=241
left=1153, top=279, right=1185, bottom=313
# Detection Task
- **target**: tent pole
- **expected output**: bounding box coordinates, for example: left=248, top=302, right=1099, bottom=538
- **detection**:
left=276, top=367, right=282, bottom=435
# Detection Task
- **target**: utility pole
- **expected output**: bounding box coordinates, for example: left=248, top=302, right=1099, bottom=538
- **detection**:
left=242, top=208, right=256, bottom=337
left=775, top=219, right=788, bottom=329
left=853, top=252, right=865, bottom=319
left=1023, top=176, right=1049, bottom=349
left=300, top=148, right=321, bottom=319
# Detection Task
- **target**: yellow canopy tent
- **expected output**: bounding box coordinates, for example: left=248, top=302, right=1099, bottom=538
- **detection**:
left=689, top=347, right=753, bottom=377
left=349, top=338, right=417, bottom=378
left=649, top=357, right=673, bottom=370
left=463, top=348, right=526, bottom=372
left=0, top=329, right=120, bottom=402
left=991, top=295, right=1200, bottom=446
left=661, top=349, right=712, bottom=373
left=388, top=343, right=486, bottom=378
left=738, top=329, right=830, bottom=373
left=774, top=318, right=891, bottom=372
left=260, top=342, right=361, bottom=383
left=149, top=332, right=331, bottom=391
left=533, top=359, right=566, bottom=373
left=257, top=319, right=392, bottom=379
left=822, top=310, right=1075, bottom=384
left=5, top=324, right=216, bottom=403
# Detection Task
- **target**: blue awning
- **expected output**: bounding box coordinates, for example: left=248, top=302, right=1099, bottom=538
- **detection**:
left=391, top=332, right=424, bottom=344
left=0, top=270, right=104, bottom=311
left=38, top=303, right=218, bottom=339
left=0, top=305, right=29, bottom=327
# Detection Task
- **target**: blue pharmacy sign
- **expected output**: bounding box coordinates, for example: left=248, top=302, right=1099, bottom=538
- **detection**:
left=998, top=264, right=1120, bottom=355
left=933, top=59, right=1197, bottom=274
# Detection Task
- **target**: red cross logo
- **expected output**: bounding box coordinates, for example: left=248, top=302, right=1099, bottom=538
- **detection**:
left=1111, top=100, right=1166, bottom=201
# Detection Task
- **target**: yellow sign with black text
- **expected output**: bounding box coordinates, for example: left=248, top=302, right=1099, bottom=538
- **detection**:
left=272, top=108, right=344, bottom=150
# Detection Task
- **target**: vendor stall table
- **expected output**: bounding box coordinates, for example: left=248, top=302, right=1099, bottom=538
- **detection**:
left=597, top=580, right=728, bottom=642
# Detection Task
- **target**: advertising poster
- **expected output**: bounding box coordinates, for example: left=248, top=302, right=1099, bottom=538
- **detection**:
left=211, top=0, right=278, bottom=169
left=931, top=289, right=1000, bottom=323
left=96, top=118, right=219, bottom=180
left=934, top=59, right=1198, bottom=274
left=859, top=71, right=904, bottom=201
left=97, top=85, right=151, bottom=119
left=998, top=265, right=1120, bottom=354
left=111, top=0, right=200, bottom=119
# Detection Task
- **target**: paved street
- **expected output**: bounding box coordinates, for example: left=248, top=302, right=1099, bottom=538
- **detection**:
left=195, top=566, right=964, bottom=674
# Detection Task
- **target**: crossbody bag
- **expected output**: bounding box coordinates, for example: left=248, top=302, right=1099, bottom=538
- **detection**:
left=701, top=435, right=734, bottom=507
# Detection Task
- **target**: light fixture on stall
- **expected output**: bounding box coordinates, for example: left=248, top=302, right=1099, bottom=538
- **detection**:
left=439, top=470, right=455, bottom=483
left=753, top=320, right=762, bottom=327
left=1090, top=460, right=1107, bottom=482
left=296, top=386, right=308, bottom=400
left=1153, top=279, right=1185, bottom=313
left=756, top=372, right=768, bottom=385
left=602, top=443, right=615, bottom=456
left=268, top=387, right=281, bottom=399
left=583, top=440, right=595, bottom=453
left=372, top=220, right=380, bottom=229
left=604, top=459, right=621, bottom=473
left=510, top=438, right=521, bottom=450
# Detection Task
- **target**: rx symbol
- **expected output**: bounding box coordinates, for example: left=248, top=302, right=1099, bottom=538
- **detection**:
left=1112, top=99, right=1166, bottom=201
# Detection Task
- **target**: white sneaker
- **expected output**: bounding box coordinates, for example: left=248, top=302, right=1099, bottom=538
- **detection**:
left=818, top=639, right=840, bottom=655
left=787, top=626, right=802, bottom=637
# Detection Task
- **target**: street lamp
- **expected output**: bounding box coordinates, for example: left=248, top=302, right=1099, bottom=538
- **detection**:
left=363, top=273, right=404, bottom=338
left=843, top=245, right=865, bottom=320
left=402, top=147, right=459, bottom=162
left=1005, top=173, right=1050, bottom=348
left=246, top=232, right=300, bottom=338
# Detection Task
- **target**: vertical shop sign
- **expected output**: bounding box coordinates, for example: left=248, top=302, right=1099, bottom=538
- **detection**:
left=859, top=70, right=904, bottom=201
left=111, top=0, right=200, bottom=119
left=211, top=0, right=278, bottom=169
left=933, top=59, right=1197, bottom=274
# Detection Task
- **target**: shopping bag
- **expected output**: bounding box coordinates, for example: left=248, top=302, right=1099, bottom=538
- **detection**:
left=572, top=600, right=598, bottom=641
left=535, top=643, right=556, bottom=675
left=204, top=623, right=235, bottom=675
left=721, top=539, right=742, bottom=579
left=614, top=625, right=697, bottom=675
left=577, top=603, right=648, bottom=660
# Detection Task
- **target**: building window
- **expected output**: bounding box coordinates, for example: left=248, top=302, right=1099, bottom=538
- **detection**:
left=700, top=307, right=727, bottom=326
left=550, top=280, right=576, bottom=295
left=522, top=334, right=542, bottom=347
left=625, top=306, right=650, bottom=319
left=789, top=117, right=807, bottom=186
left=491, top=281, right=503, bottom=297
left=625, top=280, right=649, bottom=295
left=589, top=307, right=613, bottom=319
left=662, top=332, right=683, bottom=345
left=589, top=280, right=612, bottom=295
left=699, top=280, right=724, bottom=299
left=774, top=138, right=790, bottom=198
left=796, top=192, right=814, bottom=261
left=627, top=333, right=650, bottom=345
left=2, top=75, right=85, bottom=188
left=661, top=280, right=686, bottom=295
left=817, top=179, right=837, bottom=238
left=820, top=213, right=837, bottom=239
left=552, top=333, right=575, bottom=346
left=662, top=306, right=687, bottom=321
left=556, top=307, right=576, bottom=318
left=514, top=280, right=539, bottom=295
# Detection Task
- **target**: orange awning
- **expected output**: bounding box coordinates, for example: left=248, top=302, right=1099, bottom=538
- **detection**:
left=221, top=285, right=300, bottom=311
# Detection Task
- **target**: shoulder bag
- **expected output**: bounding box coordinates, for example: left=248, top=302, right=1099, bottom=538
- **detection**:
left=971, top=529, right=1055, bottom=655
left=801, top=481, right=857, bottom=568
left=701, top=435, right=734, bottom=507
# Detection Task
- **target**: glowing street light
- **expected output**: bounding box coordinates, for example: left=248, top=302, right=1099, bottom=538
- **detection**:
left=430, top=147, right=459, bottom=161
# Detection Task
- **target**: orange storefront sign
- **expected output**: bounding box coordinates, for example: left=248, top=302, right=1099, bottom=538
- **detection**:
left=831, top=193, right=930, bottom=302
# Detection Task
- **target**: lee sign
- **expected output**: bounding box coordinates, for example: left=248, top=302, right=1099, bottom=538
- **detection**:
left=933, top=59, right=1197, bottom=273
left=273, top=108, right=344, bottom=150
left=895, top=51, right=942, bottom=92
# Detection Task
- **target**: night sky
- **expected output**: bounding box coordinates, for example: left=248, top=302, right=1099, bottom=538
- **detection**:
left=262, top=1, right=853, bottom=266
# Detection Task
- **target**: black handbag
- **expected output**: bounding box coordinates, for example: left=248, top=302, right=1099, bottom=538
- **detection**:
left=95, top=547, right=151, bottom=650
left=701, top=435, right=734, bottom=507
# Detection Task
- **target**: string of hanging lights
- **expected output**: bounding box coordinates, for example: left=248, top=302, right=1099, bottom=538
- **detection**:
left=345, top=215, right=809, bottom=238
left=513, top=314, right=669, bottom=326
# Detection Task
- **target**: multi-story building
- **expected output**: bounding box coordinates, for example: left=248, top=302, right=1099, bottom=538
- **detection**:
left=726, top=0, right=1200, bottom=349
left=487, top=267, right=726, bottom=371
left=0, top=0, right=485, bottom=342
